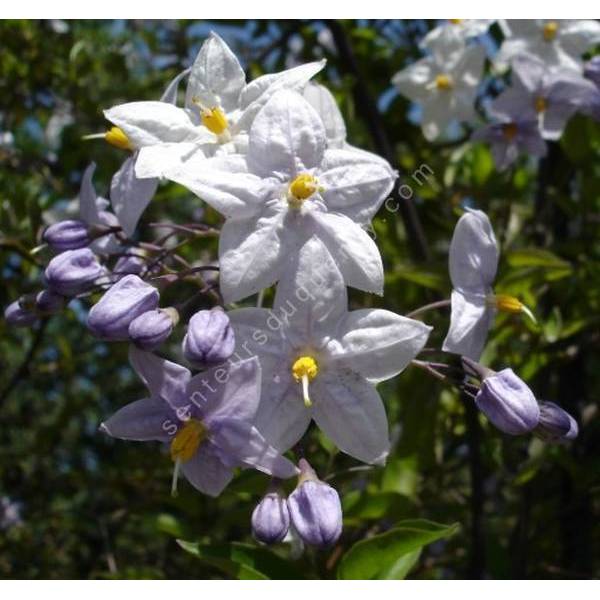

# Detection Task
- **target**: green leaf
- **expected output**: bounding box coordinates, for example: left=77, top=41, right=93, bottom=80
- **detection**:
left=337, top=519, right=459, bottom=580
left=506, top=248, right=571, bottom=271
left=383, top=548, right=422, bottom=580
left=177, top=540, right=304, bottom=580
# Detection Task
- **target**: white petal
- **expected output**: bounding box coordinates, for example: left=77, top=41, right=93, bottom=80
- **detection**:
left=228, top=307, right=286, bottom=358
left=442, top=290, right=495, bottom=360
left=327, top=309, right=432, bottom=384
left=104, top=101, right=202, bottom=147
left=79, top=163, right=101, bottom=225
left=559, top=20, right=600, bottom=57
left=312, top=372, right=390, bottom=465
left=218, top=202, right=290, bottom=303
left=449, top=209, right=499, bottom=293
left=247, top=90, right=326, bottom=179
left=392, top=58, right=435, bottom=103
left=253, top=370, right=313, bottom=453
left=166, top=153, right=273, bottom=219
left=160, top=67, right=191, bottom=104
left=135, top=142, right=206, bottom=179
left=237, top=60, right=327, bottom=130
left=272, top=235, right=348, bottom=346
left=309, top=211, right=384, bottom=295
left=319, top=148, right=396, bottom=224
left=110, top=155, right=158, bottom=236
left=303, top=82, right=347, bottom=148
left=185, top=32, right=246, bottom=113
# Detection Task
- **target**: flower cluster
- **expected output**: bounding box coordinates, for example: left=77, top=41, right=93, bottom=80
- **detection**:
left=4, top=28, right=581, bottom=553
left=392, top=19, right=600, bottom=169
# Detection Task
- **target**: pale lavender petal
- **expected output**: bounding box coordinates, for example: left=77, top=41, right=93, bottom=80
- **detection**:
left=180, top=445, right=234, bottom=497
left=100, top=397, right=172, bottom=441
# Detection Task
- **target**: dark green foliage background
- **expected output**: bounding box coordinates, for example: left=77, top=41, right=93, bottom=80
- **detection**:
left=0, top=19, right=598, bottom=579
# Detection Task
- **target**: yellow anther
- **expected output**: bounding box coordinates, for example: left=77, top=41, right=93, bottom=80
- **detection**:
left=435, top=74, right=453, bottom=91
left=292, top=356, right=319, bottom=408
left=201, top=106, right=229, bottom=135
left=502, top=122, right=519, bottom=141
left=543, top=21, right=559, bottom=42
left=449, top=19, right=463, bottom=25
left=534, top=96, right=547, bottom=114
left=288, top=174, right=319, bottom=208
left=105, top=127, right=134, bottom=151
left=170, top=419, right=207, bottom=463
left=488, top=294, right=537, bottom=324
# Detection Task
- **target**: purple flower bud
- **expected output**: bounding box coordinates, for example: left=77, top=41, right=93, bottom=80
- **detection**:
left=182, top=308, right=235, bottom=368
left=87, top=274, right=159, bottom=340
left=45, top=248, right=105, bottom=296
left=535, top=401, right=578, bottom=442
left=35, top=290, right=65, bottom=314
left=475, top=368, right=540, bottom=435
left=128, top=308, right=178, bottom=351
left=287, top=459, right=342, bottom=548
left=4, top=300, right=37, bottom=327
left=43, top=219, right=90, bottom=251
left=113, top=254, right=145, bottom=279
left=251, top=491, right=290, bottom=545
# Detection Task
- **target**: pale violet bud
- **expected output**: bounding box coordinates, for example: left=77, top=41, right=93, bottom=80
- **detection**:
left=113, top=254, right=145, bottom=279
left=43, top=219, right=90, bottom=251
left=35, top=290, right=65, bottom=314
left=87, top=274, right=159, bottom=340
left=128, top=308, right=178, bottom=351
left=4, top=300, right=37, bottom=327
left=475, top=368, right=540, bottom=435
left=251, top=491, right=290, bottom=545
left=287, top=459, right=342, bottom=548
left=535, top=401, right=579, bottom=443
left=45, top=248, right=105, bottom=296
left=182, top=308, right=235, bottom=368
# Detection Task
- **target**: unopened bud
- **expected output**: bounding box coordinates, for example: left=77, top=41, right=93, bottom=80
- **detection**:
left=182, top=308, right=235, bottom=368
left=535, top=401, right=578, bottom=443
left=45, top=248, right=105, bottom=296
left=475, top=369, right=540, bottom=435
left=4, top=300, right=38, bottom=327
left=251, top=490, right=290, bottom=545
left=35, top=290, right=66, bottom=314
left=43, top=219, right=90, bottom=252
left=87, top=274, right=159, bottom=340
left=287, top=459, right=342, bottom=548
left=128, top=308, right=178, bottom=351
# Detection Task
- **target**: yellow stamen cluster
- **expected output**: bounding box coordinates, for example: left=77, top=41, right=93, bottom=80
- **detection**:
left=543, top=21, right=559, bottom=42
left=170, top=419, right=207, bottom=463
left=488, top=294, right=537, bottom=323
left=288, top=174, right=319, bottom=208
left=105, top=127, right=134, bottom=151
left=201, top=107, right=229, bottom=135
left=449, top=19, right=463, bottom=25
left=534, top=96, right=548, bottom=114
left=292, top=356, right=319, bottom=408
left=435, top=74, right=453, bottom=91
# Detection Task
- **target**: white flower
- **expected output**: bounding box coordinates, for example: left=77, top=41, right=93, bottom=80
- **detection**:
left=228, top=237, right=432, bottom=464
left=442, top=210, right=498, bottom=360
left=496, top=20, right=600, bottom=72
left=104, top=32, right=325, bottom=179
left=392, top=44, right=486, bottom=141
left=421, top=20, right=493, bottom=63
left=442, top=209, right=535, bottom=360
left=165, top=89, right=396, bottom=303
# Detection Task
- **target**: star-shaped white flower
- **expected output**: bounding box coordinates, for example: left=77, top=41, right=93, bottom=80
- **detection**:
left=227, top=237, right=432, bottom=464
left=165, top=89, right=397, bottom=303
left=496, top=20, right=600, bottom=72
left=442, top=209, right=499, bottom=361
left=392, top=44, right=486, bottom=141
left=104, top=32, right=325, bottom=179
left=421, top=19, right=493, bottom=63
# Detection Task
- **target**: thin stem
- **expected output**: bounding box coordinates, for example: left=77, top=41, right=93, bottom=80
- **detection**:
left=406, top=299, right=451, bottom=319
